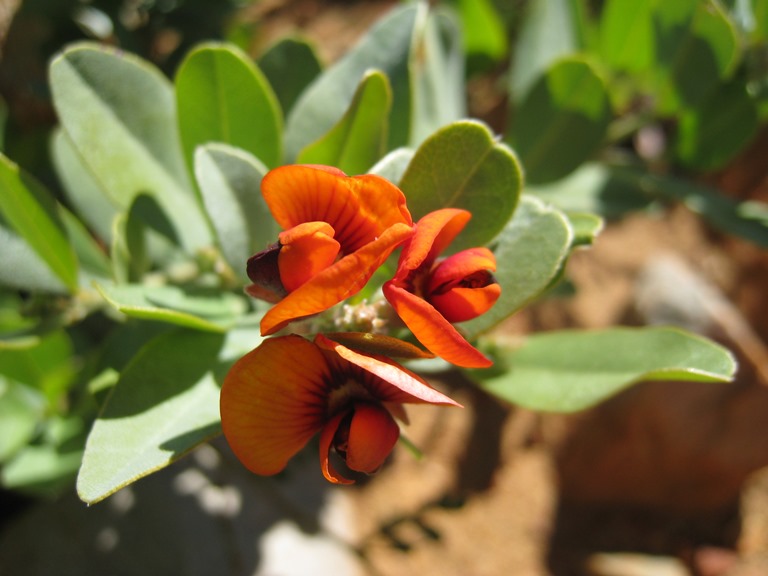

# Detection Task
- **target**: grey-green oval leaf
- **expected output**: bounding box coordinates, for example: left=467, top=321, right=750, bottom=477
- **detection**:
left=49, top=42, right=210, bottom=252
left=176, top=42, right=282, bottom=170
left=471, top=327, right=736, bottom=412
left=194, top=143, right=274, bottom=277
left=96, top=283, right=246, bottom=332
left=77, top=329, right=225, bottom=504
left=399, top=120, right=522, bottom=252
left=462, top=195, right=573, bottom=338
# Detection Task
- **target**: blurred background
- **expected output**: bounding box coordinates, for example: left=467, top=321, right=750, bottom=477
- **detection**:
left=2, top=1, right=768, bottom=575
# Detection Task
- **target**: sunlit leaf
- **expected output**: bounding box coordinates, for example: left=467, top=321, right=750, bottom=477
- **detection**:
left=400, top=120, right=522, bottom=252
left=0, top=222, right=67, bottom=293
left=451, top=0, right=508, bottom=63
left=599, top=0, right=654, bottom=72
left=370, top=147, right=414, bottom=183
left=462, top=196, right=573, bottom=338
left=0, top=380, right=45, bottom=463
left=95, top=283, right=246, bottom=332
left=297, top=70, right=391, bottom=174
left=0, top=154, right=78, bottom=292
left=285, top=3, right=420, bottom=159
left=410, top=6, right=465, bottom=146
left=194, top=143, right=274, bottom=276
left=470, top=327, right=736, bottom=412
left=49, top=42, right=211, bottom=252
left=510, top=56, right=612, bottom=184
left=51, top=128, right=117, bottom=243
left=76, top=329, right=225, bottom=504
left=176, top=42, right=282, bottom=170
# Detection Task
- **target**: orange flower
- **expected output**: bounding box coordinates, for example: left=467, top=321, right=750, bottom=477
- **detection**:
left=383, top=208, right=500, bottom=368
left=245, top=165, right=414, bottom=335
left=220, top=334, right=459, bottom=484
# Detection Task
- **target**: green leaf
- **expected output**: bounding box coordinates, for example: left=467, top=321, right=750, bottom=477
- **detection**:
left=399, top=120, right=522, bottom=252
left=49, top=42, right=211, bottom=252
left=51, top=128, right=117, bottom=243
left=77, top=329, right=225, bottom=504
left=675, top=78, right=759, bottom=170
left=527, top=163, right=653, bottom=217
left=176, top=42, right=282, bottom=170
left=0, top=153, right=79, bottom=292
left=2, top=443, right=83, bottom=496
left=370, top=147, right=414, bottom=183
left=510, top=56, right=612, bottom=184
left=510, top=0, right=581, bottom=102
left=0, top=222, right=67, bottom=293
left=194, top=143, right=274, bottom=276
left=410, top=6, right=466, bottom=146
left=258, top=37, right=322, bottom=117
left=297, top=70, right=391, bottom=174
left=471, top=327, right=736, bottom=412
left=95, top=283, right=246, bottom=332
left=599, top=0, right=655, bottom=72
left=0, top=379, right=46, bottom=463
left=653, top=0, right=740, bottom=110
left=285, top=3, right=420, bottom=159
left=452, top=0, right=508, bottom=62
left=462, top=196, right=573, bottom=338
left=61, top=209, right=113, bottom=281
left=566, top=212, right=604, bottom=247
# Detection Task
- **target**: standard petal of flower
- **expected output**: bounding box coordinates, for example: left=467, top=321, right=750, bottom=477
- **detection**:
left=260, top=222, right=413, bottom=335
left=277, top=222, right=340, bottom=292
left=382, top=282, right=492, bottom=369
left=319, top=411, right=355, bottom=485
left=345, top=403, right=400, bottom=474
left=316, top=334, right=461, bottom=406
left=396, top=209, right=471, bottom=275
left=261, top=165, right=412, bottom=252
left=220, top=335, right=330, bottom=476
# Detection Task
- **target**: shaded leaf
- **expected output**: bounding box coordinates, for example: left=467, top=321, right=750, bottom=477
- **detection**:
left=399, top=120, right=522, bottom=252
left=76, top=329, right=225, bottom=504
left=176, top=42, right=282, bottom=170
left=258, top=37, right=322, bottom=117
left=297, top=70, right=391, bottom=174
left=451, top=0, right=508, bottom=62
left=471, top=327, right=736, bottom=412
left=0, top=380, right=46, bottom=463
left=0, top=222, right=67, bottom=293
left=599, top=0, right=655, bottom=72
left=370, top=147, right=414, bottom=184
left=510, top=56, right=612, bottom=184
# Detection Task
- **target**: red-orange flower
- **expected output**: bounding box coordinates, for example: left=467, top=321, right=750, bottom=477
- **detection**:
left=220, top=333, right=459, bottom=484
left=245, top=165, right=414, bottom=335
left=383, top=208, right=500, bottom=368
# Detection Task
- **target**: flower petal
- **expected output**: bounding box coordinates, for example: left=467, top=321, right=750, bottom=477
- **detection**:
left=260, top=222, right=413, bottom=335
left=316, top=334, right=462, bottom=406
left=277, top=222, right=340, bottom=292
left=261, top=165, right=412, bottom=253
left=382, top=282, right=493, bottom=368
left=220, top=335, right=330, bottom=476
left=345, top=403, right=400, bottom=474
left=429, top=283, right=501, bottom=323
left=319, top=410, right=355, bottom=485
left=427, top=247, right=497, bottom=289
left=394, top=209, right=471, bottom=276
